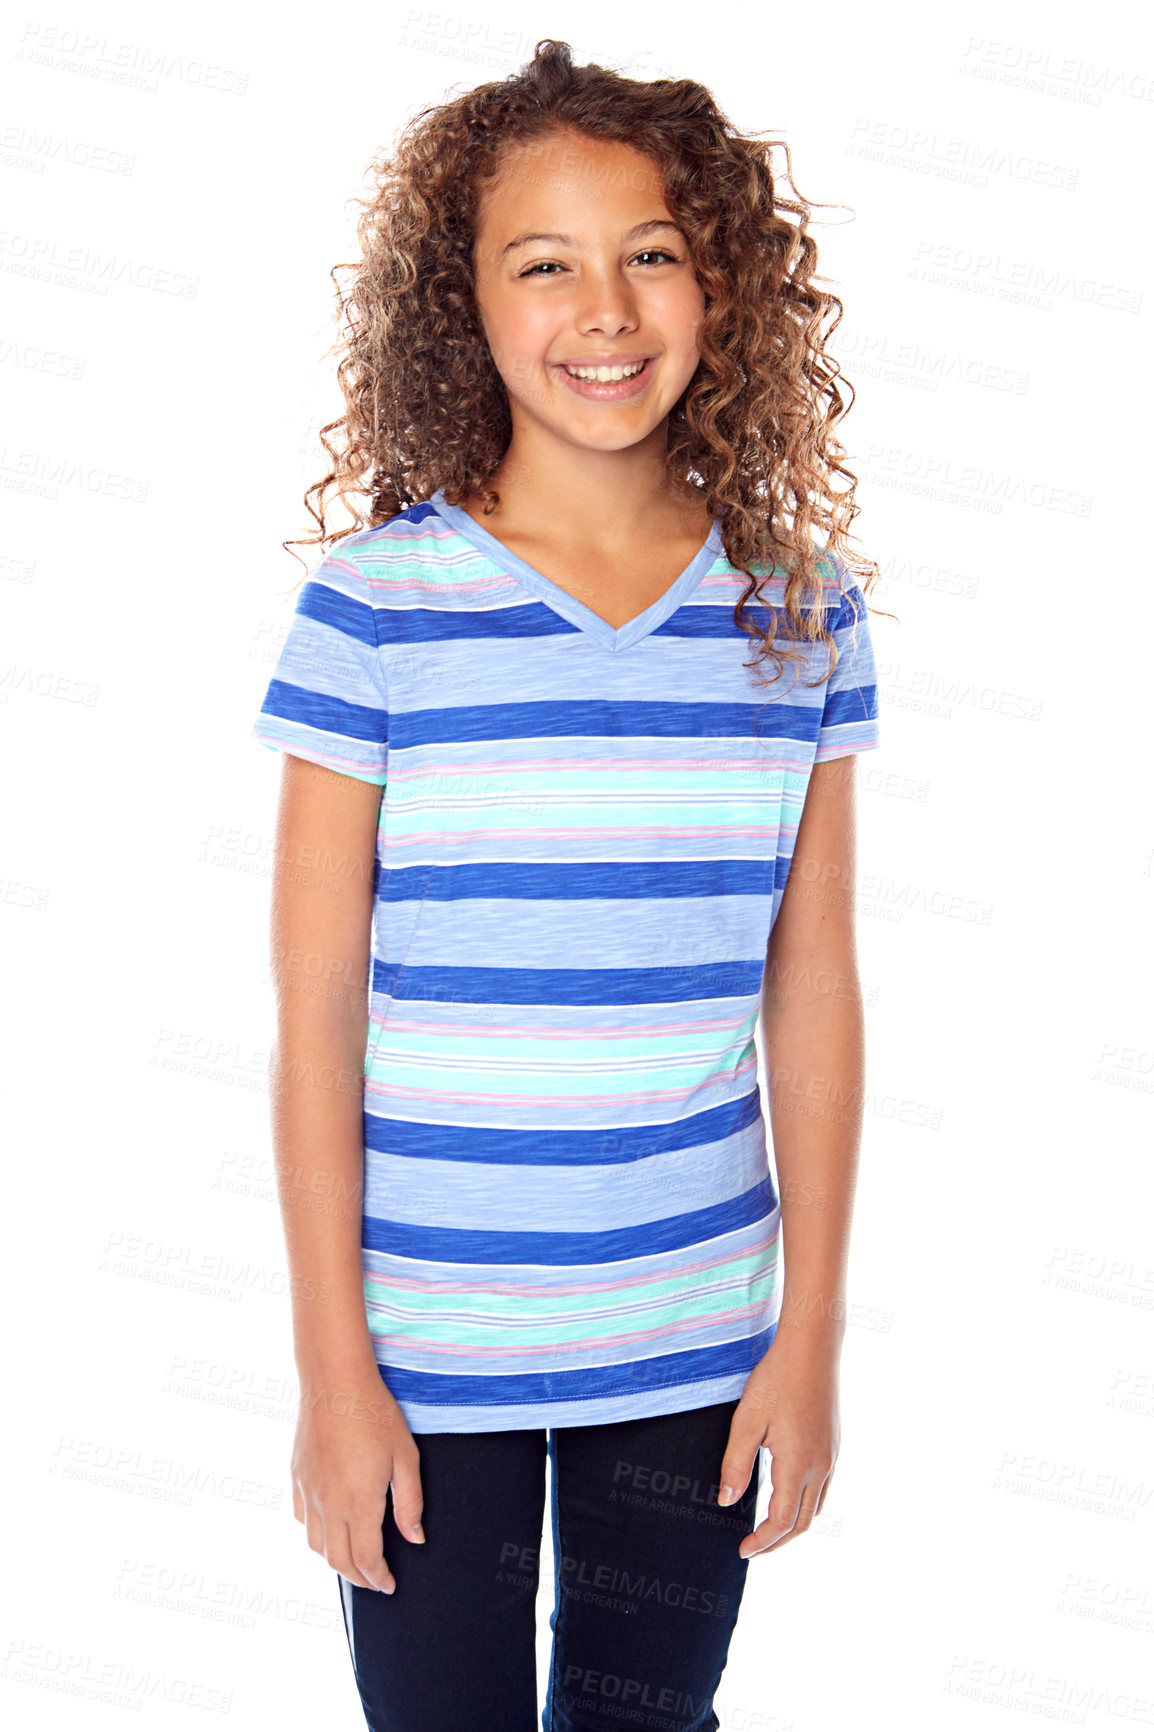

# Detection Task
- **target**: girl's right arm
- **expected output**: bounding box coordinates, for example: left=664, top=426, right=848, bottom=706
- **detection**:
left=269, top=752, right=425, bottom=1594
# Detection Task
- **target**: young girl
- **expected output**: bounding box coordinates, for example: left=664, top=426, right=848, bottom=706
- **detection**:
left=252, top=39, right=883, bottom=1732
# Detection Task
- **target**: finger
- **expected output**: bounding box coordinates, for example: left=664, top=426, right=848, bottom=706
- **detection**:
left=717, top=1430, right=763, bottom=1507
left=327, top=1517, right=394, bottom=1594
left=784, top=1477, right=823, bottom=1542
left=306, top=1500, right=392, bottom=1593
left=303, top=1500, right=325, bottom=1561
left=739, top=1478, right=803, bottom=1558
left=388, top=1449, right=426, bottom=1545
left=813, top=1469, right=834, bottom=1520
left=741, top=1471, right=828, bottom=1558
left=344, top=1510, right=396, bottom=1594
left=740, top=1513, right=796, bottom=1558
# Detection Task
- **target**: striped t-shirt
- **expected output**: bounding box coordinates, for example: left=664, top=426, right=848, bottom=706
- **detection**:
left=252, top=487, right=881, bottom=1434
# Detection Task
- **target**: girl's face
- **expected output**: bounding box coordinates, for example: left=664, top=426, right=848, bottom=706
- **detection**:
left=470, top=127, right=705, bottom=459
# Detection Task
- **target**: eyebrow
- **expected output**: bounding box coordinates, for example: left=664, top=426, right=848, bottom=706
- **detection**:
left=500, top=219, right=683, bottom=260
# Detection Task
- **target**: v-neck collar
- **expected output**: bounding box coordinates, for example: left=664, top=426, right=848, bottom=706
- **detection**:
left=427, top=487, right=724, bottom=654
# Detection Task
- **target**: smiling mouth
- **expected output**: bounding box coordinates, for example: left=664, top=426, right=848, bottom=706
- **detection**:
left=558, top=358, right=650, bottom=381
left=551, top=357, right=656, bottom=396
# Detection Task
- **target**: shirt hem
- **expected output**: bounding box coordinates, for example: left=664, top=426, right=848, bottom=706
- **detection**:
left=386, top=1368, right=764, bottom=1436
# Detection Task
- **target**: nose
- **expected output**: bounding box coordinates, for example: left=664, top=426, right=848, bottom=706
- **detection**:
left=573, top=266, right=640, bottom=338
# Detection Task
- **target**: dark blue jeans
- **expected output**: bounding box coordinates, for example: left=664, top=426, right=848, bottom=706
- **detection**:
left=338, top=1399, right=759, bottom=1731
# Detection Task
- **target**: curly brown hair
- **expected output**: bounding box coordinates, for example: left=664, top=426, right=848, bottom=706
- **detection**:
left=289, top=38, right=892, bottom=691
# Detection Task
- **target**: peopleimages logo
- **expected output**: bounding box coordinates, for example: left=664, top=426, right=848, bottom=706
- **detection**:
left=557, top=1551, right=731, bottom=1617
left=560, top=1665, right=705, bottom=1720
left=15, top=22, right=250, bottom=96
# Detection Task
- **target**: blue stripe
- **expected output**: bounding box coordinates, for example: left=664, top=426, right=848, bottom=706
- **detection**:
left=259, top=678, right=388, bottom=744
left=295, top=578, right=379, bottom=646
left=820, top=685, right=879, bottom=726
left=653, top=604, right=816, bottom=639
left=369, top=956, right=768, bottom=1005
left=362, top=1176, right=776, bottom=1262
left=378, top=857, right=778, bottom=902
left=365, top=602, right=582, bottom=643
left=363, top=1088, right=764, bottom=1164
left=353, top=600, right=832, bottom=646
left=380, top=1326, right=778, bottom=1407
left=389, top=698, right=831, bottom=749
left=390, top=500, right=442, bottom=526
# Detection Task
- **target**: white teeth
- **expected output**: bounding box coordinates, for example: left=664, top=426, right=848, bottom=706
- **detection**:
left=563, top=361, right=646, bottom=382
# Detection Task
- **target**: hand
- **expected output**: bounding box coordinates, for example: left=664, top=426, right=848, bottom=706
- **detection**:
left=717, top=1320, right=842, bottom=1560
left=291, top=1367, right=425, bottom=1594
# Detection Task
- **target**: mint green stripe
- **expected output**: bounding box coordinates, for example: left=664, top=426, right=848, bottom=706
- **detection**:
left=365, top=1012, right=757, bottom=1072
left=364, top=1251, right=779, bottom=1348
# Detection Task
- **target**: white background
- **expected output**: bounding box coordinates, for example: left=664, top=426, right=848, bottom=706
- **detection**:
left=3, top=1, right=1152, bottom=1727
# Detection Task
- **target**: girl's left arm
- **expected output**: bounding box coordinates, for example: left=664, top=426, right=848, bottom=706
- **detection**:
left=719, top=751, right=867, bottom=1558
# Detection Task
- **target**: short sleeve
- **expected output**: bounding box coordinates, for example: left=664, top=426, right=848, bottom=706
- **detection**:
left=814, top=574, right=881, bottom=762
left=251, top=544, right=389, bottom=785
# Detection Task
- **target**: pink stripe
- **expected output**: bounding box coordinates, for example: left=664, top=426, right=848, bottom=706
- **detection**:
left=370, top=1302, right=774, bottom=1361
left=363, top=1055, right=759, bottom=1113
left=387, top=756, right=795, bottom=778
left=363, top=1227, right=779, bottom=1299
left=367, top=1013, right=749, bottom=1041
left=389, top=825, right=786, bottom=845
